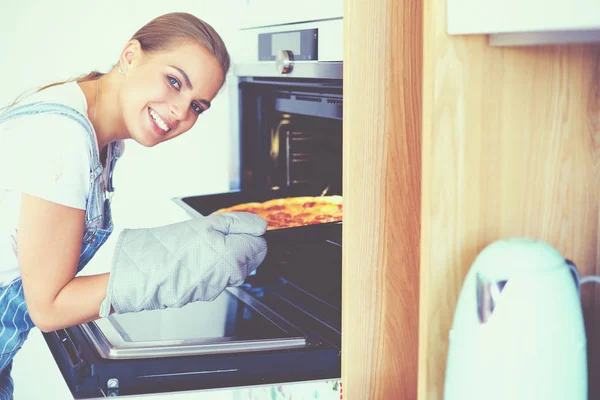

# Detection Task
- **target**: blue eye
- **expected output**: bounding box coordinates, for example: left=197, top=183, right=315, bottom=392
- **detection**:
left=168, top=76, right=181, bottom=90
left=168, top=75, right=203, bottom=115
left=191, top=102, right=203, bottom=115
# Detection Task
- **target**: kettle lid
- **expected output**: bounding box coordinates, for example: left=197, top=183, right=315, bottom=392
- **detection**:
left=473, top=238, right=566, bottom=282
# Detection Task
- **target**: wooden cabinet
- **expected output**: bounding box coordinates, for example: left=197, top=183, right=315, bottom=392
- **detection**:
left=342, top=0, right=422, bottom=398
left=343, top=0, right=600, bottom=399
left=448, top=0, right=600, bottom=33
left=447, top=0, right=600, bottom=46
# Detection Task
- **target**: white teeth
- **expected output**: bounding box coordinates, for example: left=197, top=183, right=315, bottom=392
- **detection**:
left=149, top=109, right=171, bottom=132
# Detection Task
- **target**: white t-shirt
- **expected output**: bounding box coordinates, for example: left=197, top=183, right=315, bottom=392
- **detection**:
left=0, top=82, right=99, bottom=286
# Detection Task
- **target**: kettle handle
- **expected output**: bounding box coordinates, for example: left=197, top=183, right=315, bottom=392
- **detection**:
left=476, top=275, right=508, bottom=323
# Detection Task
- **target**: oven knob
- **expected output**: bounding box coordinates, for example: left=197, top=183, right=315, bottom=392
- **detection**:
left=276, top=50, right=294, bottom=74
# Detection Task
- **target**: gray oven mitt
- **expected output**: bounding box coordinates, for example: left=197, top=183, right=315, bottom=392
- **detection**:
left=98, top=212, right=267, bottom=318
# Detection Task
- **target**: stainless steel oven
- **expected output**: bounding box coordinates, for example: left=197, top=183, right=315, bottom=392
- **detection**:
left=44, top=18, right=343, bottom=398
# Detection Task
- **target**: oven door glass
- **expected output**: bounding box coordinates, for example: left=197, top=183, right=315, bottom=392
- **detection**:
left=81, top=288, right=308, bottom=360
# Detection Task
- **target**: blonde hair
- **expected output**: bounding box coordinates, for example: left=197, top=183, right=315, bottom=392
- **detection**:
left=2, top=12, right=230, bottom=111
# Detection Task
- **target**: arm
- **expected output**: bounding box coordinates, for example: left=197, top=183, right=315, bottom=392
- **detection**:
left=18, top=193, right=111, bottom=332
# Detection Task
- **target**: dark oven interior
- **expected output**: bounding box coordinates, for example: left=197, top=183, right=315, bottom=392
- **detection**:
left=180, top=77, right=343, bottom=221
left=238, top=77, right=343, bottom=196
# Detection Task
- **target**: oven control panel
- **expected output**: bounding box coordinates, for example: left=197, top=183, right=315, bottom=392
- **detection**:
left=258, top=28, right=318, bottom=62
left=235, top=18, right=343, bottom=66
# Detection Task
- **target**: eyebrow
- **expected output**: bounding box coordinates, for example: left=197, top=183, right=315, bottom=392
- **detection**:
left=168, top=64, right=211, bottom=109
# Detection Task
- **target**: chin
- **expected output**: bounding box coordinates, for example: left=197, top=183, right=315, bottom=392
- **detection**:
left=132, top=131, right=162, bottom=148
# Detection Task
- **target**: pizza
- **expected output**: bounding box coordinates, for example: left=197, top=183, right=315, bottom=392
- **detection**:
left=212, top=195, right=343, bottom=230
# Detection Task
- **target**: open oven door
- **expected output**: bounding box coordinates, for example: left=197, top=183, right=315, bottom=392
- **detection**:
left=43, top=222, right=341, bottom=398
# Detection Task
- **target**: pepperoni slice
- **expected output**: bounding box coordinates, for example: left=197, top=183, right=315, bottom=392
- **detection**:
left=295, top=212, right=312, bottom=218
left=265, top=205, right=286, bottom=211
left=270, top=212, right=293, bottom=220
left=303, top=202, right=317, bottom=208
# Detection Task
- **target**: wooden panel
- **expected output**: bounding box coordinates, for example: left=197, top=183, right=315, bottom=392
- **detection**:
left=342, top=0, right=422, bottom=399
left=419, top=0, right=600, bottom=397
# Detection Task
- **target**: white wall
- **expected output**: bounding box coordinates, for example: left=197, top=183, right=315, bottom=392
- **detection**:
left=239, top=0, right=343, bottom=29
left=0, top=1, right=244, bottom=398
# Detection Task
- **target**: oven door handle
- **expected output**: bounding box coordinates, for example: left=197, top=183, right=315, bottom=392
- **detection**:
left=54, top=329, right=83, bottom=369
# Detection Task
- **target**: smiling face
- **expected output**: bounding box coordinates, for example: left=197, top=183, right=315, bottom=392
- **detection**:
left=118, top=40, right=225, bottom=147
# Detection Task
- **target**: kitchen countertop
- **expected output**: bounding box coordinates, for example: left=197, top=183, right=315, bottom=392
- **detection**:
left=10, top=195, right=340, bottom=399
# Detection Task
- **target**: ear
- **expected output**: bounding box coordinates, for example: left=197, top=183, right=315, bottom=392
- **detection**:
left=119, top=39, right=142, bottom=73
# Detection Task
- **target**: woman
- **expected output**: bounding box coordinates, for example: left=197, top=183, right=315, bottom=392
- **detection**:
left=0, top=12, right=267, bottom=397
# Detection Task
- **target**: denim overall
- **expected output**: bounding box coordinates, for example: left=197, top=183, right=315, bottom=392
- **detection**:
left=0, top=101, right=120, bottom=398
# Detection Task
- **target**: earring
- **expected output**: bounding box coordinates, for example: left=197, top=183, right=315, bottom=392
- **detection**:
left=118, top=66, right=127, bottom=75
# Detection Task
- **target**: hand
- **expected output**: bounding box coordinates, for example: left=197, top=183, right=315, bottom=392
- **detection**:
left=99, top=212, right=267, bottom=317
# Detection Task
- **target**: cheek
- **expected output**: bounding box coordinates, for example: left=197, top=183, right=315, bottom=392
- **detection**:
left=125, top=76, right=170, bottom=109
left=148, top=83, right=171, bottom=103
left=118, top=87, right=152, bottom=133
left=188, top=114, right=202, bottom=129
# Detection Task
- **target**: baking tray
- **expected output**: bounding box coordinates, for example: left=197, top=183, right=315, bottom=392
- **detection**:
left=172, top=188, right=342, bottom=243
left=172, top=188, right=342, bottom=311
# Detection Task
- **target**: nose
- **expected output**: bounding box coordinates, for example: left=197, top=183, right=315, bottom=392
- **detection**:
left=169, top=99, right=189, bottom=121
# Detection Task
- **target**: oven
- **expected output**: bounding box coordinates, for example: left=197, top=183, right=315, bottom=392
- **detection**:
left=43, top=17, right=343, bottom=398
